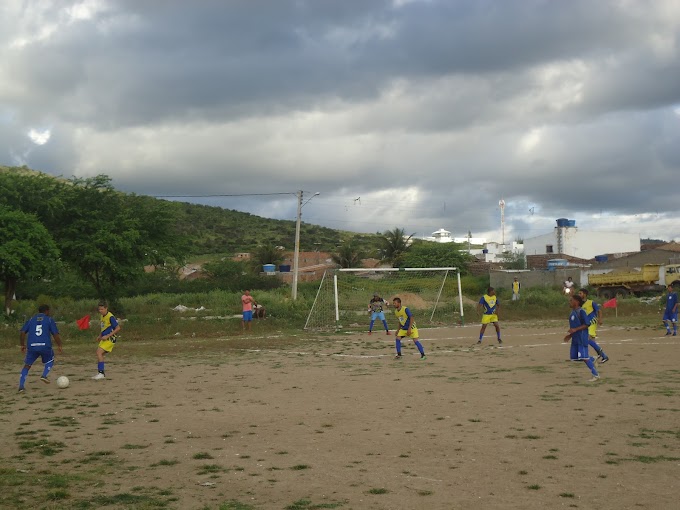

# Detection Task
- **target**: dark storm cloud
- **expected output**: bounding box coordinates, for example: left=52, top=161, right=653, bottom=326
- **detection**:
left=2, top=0, right=680, bottom=240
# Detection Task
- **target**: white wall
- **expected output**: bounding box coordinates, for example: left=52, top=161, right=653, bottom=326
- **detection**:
left=524, top=228, right=640, bottom=259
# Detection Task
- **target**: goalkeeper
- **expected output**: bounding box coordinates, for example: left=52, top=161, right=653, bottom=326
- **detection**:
left=368, top=293, right=390, bottom=335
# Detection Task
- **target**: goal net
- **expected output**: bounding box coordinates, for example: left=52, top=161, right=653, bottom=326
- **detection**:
left=304, top=267, right=464, bottom=331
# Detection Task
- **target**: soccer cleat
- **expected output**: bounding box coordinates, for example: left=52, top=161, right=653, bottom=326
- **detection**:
left=666, top=331, right=672, bottom=336
left=600, top=356, right=609, bottom=364
left=420, top=355, right=427, bottom=360
left=477, top=340, right=482, bottom=344
left=588, top=376, right=600, bottom=382
left=40, top=376, right=50, bottom=384
left=386, top=331, right=390, bottom=335
left=394, top=354, right=402, bottom=359
left=497, top=339, right=503, bottom=345
left=18, top=387, right=25, bottom=393
left=92, top=373, right=106, bottom=380
left=368, top=331, right=372, bottom=335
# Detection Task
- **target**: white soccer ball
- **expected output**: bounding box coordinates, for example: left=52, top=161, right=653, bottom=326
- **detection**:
left=56, top=376, right=70, bottom=389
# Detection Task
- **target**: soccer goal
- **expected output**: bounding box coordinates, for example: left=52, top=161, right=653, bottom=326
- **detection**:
left=304, top=267, right=465, bottom=330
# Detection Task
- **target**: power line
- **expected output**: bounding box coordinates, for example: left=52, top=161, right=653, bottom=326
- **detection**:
left=153, top=192, right=294, bottom=198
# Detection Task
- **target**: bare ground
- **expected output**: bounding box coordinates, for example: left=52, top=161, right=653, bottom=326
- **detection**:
left=1, top=322, right=679, bottom=510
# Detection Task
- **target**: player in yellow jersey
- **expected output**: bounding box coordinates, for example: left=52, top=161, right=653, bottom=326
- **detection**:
left=92, top=301, right=121, bottom=380
left=477, top=287, right=502, bottom=345
left=392, top=297, right=426, bottom=360
left=512, top=277, right=521, bottom=301
left=577, top=289, right=609, bottom=363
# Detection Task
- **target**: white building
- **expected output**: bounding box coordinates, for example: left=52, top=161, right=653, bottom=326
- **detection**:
left=423, top=228, right=486, bottom=245
left=523, top=219, right=640, bottom=260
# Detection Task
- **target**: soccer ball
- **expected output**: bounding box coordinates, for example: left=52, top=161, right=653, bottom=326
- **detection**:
left=56, top=376, right=70, bottom=389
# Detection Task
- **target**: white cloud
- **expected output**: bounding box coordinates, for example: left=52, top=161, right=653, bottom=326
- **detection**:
left=28, top=128, right=51, bottom=145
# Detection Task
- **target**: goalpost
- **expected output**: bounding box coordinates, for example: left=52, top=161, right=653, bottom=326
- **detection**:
left=304, top=267, right=465, bottom=331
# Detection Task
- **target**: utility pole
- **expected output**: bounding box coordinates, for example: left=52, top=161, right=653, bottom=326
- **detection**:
left=292, top=190, right=303, bottom=301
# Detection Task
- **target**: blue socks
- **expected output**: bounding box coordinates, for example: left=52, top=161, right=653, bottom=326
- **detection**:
left=19, top=367, right=29, bottom=388
left=97, top=361, right=105, bottom=374
left=42, top=359, right=54, bottom=379
left=585, top=357, right=599, bottom=377
left=395, top=339, right=402, bottom=355
left=414, top=341, right=425, bottom=355
left=369, top=320, right=375, bottom=332
left=382, top=320, right=389, bottom=331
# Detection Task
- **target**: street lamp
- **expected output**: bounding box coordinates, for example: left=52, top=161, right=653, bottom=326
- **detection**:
left=292, top=191, right=320, bottom=300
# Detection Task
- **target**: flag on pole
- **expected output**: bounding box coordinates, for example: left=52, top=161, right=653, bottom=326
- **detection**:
left=602, top=298, right=617, bottom=309
left=76, top=315, right=91, bottom=330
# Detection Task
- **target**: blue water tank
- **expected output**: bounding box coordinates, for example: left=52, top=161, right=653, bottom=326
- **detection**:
left=262, top=264, right=276, bottom=272
left=482, top=249, right=489, bottom=254
left=567, top=219, right=576, bottom=227
left=556, top=218, right=569, bottom=227
left=279, top=264, right=291, bottom=272
left=594, top=255, right=608, bottom=263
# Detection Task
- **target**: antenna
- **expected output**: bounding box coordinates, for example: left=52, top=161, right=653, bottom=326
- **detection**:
left=499, top=199, right=506, bottom=246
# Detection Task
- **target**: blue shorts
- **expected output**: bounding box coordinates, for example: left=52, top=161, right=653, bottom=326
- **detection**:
left=242, top=310, right=253, bottom=322
left=371, top=311, right=386, bottom=321
left=569, top=339, right=589, bottom=360
left=663, top=311, right=678, bottom=323
left=24, top=348, right=54, bottom=366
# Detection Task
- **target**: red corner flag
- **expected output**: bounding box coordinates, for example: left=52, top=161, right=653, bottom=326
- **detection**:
left=602, top=298, right=617, bottom=309
left=76, top=315, right=91, bottom=330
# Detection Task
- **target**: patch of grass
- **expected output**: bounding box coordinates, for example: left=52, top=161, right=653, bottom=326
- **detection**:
left=291, top=464, right=311, bottom=470
left=219, top=501, right=257, bottom=510
left=151, top=459, right=180, bottom=467
left=285, top=499, right=347, bottom=509
left=367, top=488, right=389, bottom=494
left=193, top=452, right=214, bottom=460
left=527, top=484, right=541, bottom=490
left=560, top=493, right=575, bottom=498
left=121, top=443, right=149, bottom=450
left=625, top=455, right=680, bottom=464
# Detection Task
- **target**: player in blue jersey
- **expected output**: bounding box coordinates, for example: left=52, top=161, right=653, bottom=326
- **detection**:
left=662, top=284, right=678, bottom=336
left=477, top=287, right=502, bottom=344
left=392, top=297, right=426, bottom=359
left=18, top=304, right=63, bottom=392
left=368, top=293, right=390, bottom=335
left=577, top=289, right=609, bottom=363
left=92, top=301, right=121, bottom=380
left=564, top=294, right=599, bottom=382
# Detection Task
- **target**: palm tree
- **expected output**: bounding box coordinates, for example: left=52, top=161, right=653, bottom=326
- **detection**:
left=332, top=241, right=363, bottom=268
left=379, top=227, right=414, bottom=267
left=250, top=243, right=284, bottom=273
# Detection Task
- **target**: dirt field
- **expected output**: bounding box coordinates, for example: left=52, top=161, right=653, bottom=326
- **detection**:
left=1, top=322, right=679, bottom=510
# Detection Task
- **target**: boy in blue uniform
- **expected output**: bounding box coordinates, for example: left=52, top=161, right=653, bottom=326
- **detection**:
left=564, top=295, right=599, bottom=382
left=368, top=293, right=390, bottom=335
left=18, top=304, right=63, bottom=392
left=93, top=302, right=121, bottom=380
left=662, top=284, right=678, bottom=336
left=578, top=289, right=609, bottom=363
left=477, top=287, right=502, bottom=344
left=392, top=297, right=426, bottom=359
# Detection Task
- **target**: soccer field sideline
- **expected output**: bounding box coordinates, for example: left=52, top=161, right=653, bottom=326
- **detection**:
left=229, top=328, right=678, bottom=359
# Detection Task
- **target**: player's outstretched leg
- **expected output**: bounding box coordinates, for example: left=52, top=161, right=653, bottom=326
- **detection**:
left=588, top=338, right=608, bottom=363
left=414, top=339, right=426, bottom=360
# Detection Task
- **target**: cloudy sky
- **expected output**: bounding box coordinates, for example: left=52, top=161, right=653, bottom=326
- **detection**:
left=2, top=0, right=680, bottom=243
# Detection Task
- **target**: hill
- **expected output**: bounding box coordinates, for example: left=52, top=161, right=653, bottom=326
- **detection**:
left=0, top=164, right=382, bottom=256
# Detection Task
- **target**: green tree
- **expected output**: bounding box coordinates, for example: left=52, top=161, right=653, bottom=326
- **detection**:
left=331, top=240, right=363, bottom=268
left=250, top=243, right=284, bottom=272
left=0, top=206, right=60, bottom=314
left=378, top=228, right=413, bottom=267
left=56, top=175, right=185, bottom=301
left=402, top=240, right=472, bottom=273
